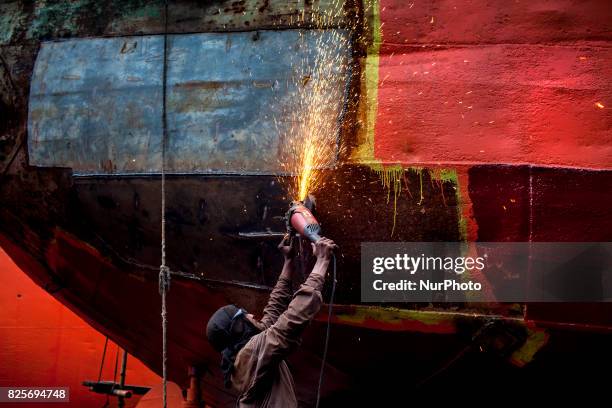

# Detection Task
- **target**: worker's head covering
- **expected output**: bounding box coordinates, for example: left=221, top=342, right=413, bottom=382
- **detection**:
left=206, top=304, right=261, bottom=388
left=206, top=304, right=242, bottom=352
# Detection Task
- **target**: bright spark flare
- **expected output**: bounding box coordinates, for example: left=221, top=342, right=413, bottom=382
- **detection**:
left=297, top=143, right=316, bottom=201
left=275, top=1, right=351, bottom=201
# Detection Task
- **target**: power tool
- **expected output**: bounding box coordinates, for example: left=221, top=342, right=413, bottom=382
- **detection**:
left=285, top=195, right=322, bottom=243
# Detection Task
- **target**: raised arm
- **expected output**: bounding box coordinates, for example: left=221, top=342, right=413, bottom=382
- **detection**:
left=260, top=236, right=297, bottom=328
left=237, top=238, right=337, bottom=400
left=261, top=238, right=336, bottom=357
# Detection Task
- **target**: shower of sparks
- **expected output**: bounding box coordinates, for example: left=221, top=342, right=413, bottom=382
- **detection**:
left=275, top=1, right=353, bottom=201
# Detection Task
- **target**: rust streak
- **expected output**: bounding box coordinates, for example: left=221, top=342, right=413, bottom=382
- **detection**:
left=174, top=81, right=226, bottom=90
left=253, top=80, right=273, bottom=88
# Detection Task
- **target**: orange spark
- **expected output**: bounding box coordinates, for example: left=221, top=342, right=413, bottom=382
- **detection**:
left=275, top=1, right=349, bottom=201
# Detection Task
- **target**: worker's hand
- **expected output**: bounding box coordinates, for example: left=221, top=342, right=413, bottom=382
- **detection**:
left=312, top=237, right=337, bottom=260
left=278, top=234, right=296, bottom=260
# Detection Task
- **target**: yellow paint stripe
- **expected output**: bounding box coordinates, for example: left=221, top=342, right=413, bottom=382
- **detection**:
left=352, top=0, right=381, bottom=163
left=349, top=2, right=468, bottom=241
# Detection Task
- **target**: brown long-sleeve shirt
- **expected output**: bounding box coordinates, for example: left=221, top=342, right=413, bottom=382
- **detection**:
left=231, top=268, right=325, bottom=407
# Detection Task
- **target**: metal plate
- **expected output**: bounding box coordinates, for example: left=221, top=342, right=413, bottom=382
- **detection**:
left=28, top=36, right=164, bottom=173
left=28, top=30, right=351, bottom=175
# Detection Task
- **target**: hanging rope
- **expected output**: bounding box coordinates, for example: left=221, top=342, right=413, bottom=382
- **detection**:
left=97, top=336, right=109, bottom=383
left=113, top=344, right=120, bottom=384
left=159, top=1, right=171, bottom=407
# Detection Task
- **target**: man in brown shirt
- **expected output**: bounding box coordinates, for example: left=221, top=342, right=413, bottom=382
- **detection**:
left=206, top=236, right=337, bottom=407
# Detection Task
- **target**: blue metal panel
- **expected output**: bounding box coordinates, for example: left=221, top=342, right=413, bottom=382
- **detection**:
left=28, top=36, right=164, bottom=174
left=28, top=30, right=351, bottom=175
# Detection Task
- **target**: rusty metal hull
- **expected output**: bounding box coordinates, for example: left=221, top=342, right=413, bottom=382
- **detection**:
left=2, top=1, right=612, bottom=405
left=2, top=165, right=612, bottom=405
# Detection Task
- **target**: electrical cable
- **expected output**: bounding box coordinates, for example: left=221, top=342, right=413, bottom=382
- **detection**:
left=315, top=252, right=336, bottom=408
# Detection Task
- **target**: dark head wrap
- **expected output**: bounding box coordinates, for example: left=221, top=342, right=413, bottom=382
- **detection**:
left=206, top=304, right=261, bottom=388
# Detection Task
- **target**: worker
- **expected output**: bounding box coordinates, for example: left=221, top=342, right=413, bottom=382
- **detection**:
left=206, top=235, right=337, bottom=407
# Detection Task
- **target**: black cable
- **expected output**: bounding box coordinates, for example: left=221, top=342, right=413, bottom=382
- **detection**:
left=315, top=252, right=336, bottom=408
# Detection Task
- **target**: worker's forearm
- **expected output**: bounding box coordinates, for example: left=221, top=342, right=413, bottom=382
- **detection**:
left=266, top=260, right=327, bottom=356
left=279, top=258, right=294, bottom=280
left=260, top=258, right=294, bottom=328
left=261, top=246, right=334, bottom=359
left=304, top=257, right=330, bottom=292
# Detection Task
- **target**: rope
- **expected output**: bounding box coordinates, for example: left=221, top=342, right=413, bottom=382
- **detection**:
left=113, top=344, right=120, bottom=383
left=97, top=336, right=109, bottom=382
left=315, top=253, right=337, bottom=408
left=159, top=1, right=170, bottom=407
